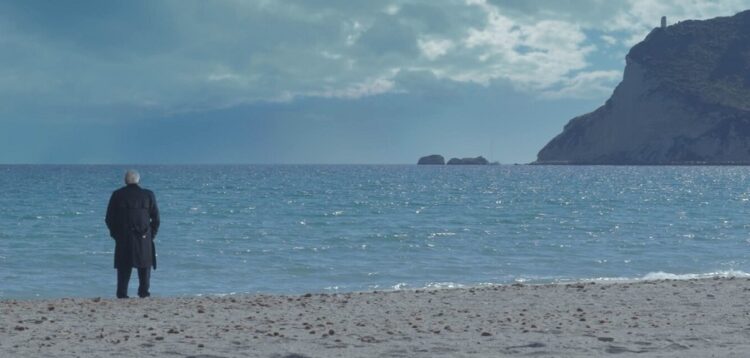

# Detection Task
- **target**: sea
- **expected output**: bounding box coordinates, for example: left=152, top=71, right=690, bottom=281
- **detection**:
left=2, top=164, right=750, bottom=299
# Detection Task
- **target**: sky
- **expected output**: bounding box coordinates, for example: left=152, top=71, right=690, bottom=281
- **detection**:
left=2, top=0, right=750, bottom=164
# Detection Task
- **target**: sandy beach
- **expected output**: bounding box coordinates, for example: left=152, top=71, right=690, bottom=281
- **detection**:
left=3, top=277, right=750, bottom=357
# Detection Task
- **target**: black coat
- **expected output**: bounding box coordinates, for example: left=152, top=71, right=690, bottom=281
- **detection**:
left=105, top=184, right=160, bottom=269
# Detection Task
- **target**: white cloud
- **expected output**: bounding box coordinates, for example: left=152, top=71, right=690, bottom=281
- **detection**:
left=311, top=76, right=398, bottom=99
left=417, top=37, right=454, bottom=60
left=600, top=35, right=617, bottom=46
left=207, top=66, right=245, bottom=83
left=348, top=77, right=396, bottom=98
left=440, top=1, right=594, bottom=92
left=320, top=50, right=343, bottom=60
left=345, top=20, right=367, bottom=46
left=542, top=70, right=623, bottom=99
left=384, top=4, right=400, bottom=15
left=3, top=0, right=750, bottom=121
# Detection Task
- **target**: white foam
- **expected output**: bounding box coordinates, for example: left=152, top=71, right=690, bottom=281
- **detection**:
left=640, top=270, right=750, bottom=281
left=411, top=271, right=750, bottom=292
left=564, top=270, right=750, bottom=285
left=424, top=282, right=466, bottom=289
left=187, top=270, right=750, bottom=299
left=392, top=282, right=409, bottom=290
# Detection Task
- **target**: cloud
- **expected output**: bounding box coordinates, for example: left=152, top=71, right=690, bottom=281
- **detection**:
left=1, top=0, right=749, bottom=123
left=600, top=35, right=617, bottom=46
left=419, top=0, right=595, bottom=95
left=384, top=4, right=400, bottom=15
left=542, top=70, right=623, bottom=99
left=417, top=37, right=454, bottom=60
left=309, top=75, right=399, bottom=99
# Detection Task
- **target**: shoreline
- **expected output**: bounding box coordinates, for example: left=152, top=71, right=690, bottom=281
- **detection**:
left=5, top=269, right=750, bottom=302
left=4, top=277, right=750, bottom=357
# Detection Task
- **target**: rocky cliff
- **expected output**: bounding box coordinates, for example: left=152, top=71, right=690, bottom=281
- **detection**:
left=536, top=10, right=750, bottom=164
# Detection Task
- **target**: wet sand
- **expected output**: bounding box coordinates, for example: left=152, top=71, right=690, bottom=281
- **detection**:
left=3, top=277, right=750, bottom=357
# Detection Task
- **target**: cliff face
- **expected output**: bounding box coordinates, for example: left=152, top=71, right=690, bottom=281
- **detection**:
left=536, top=10, right=750, bottom=164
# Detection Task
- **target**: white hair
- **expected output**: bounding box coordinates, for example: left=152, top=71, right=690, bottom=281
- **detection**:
left=124, top=170, right=140, bottom=185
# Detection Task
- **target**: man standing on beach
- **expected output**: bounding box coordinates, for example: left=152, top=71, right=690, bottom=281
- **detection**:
left=105, top=170, right=160, bottom=298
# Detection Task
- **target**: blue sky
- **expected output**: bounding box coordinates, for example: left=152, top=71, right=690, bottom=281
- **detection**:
left=2, top=0, right=749, bottom=164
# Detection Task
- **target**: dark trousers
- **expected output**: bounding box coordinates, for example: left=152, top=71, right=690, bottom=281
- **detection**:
left=117, top=267, right=151, bottom=298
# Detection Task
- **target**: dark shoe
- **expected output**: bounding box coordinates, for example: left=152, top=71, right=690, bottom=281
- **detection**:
left=117, top=295, right=130, bottom=299
left=138, top=293, right=150, bottom=298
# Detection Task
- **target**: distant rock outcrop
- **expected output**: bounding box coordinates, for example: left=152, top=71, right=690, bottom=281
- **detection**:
left=418, top=154, right=445, bottom=165
left=536, top=10, right=750, bottom=164
left=447, top=156, right=489, bottom=165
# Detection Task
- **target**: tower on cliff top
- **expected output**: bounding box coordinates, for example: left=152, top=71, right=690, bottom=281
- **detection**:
left=661, top=16, right=667, bottom=28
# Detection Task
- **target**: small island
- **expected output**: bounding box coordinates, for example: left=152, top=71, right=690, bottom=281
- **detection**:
left=418, top=155, right=491, bottom=165
left=447, top=156, right=489, bottom=165
left=417, top=154, right=445, bottom=165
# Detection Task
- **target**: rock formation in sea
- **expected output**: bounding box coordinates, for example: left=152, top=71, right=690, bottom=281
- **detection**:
left=536, top=10, right=750, bottom=164
left=447, top=156, right=489, bottom=165
left=418, top=154, right=446, bottom=165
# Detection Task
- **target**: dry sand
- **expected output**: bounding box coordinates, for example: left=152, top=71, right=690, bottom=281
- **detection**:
left=3, top=277, right=750, bottom=357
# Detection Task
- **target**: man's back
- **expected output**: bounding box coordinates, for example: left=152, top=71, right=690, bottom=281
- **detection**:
left=106, top=184, right=160, bottom=240
left=106, top=182, right=160, bottom=271
left=106, top=170, right=160, bottom=298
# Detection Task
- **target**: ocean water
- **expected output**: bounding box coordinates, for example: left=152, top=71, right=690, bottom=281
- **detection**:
left=2, top=165, right=750, bottom=299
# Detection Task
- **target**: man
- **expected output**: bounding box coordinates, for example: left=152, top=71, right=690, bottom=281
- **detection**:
left=105, top=170, right=160, bottom=298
